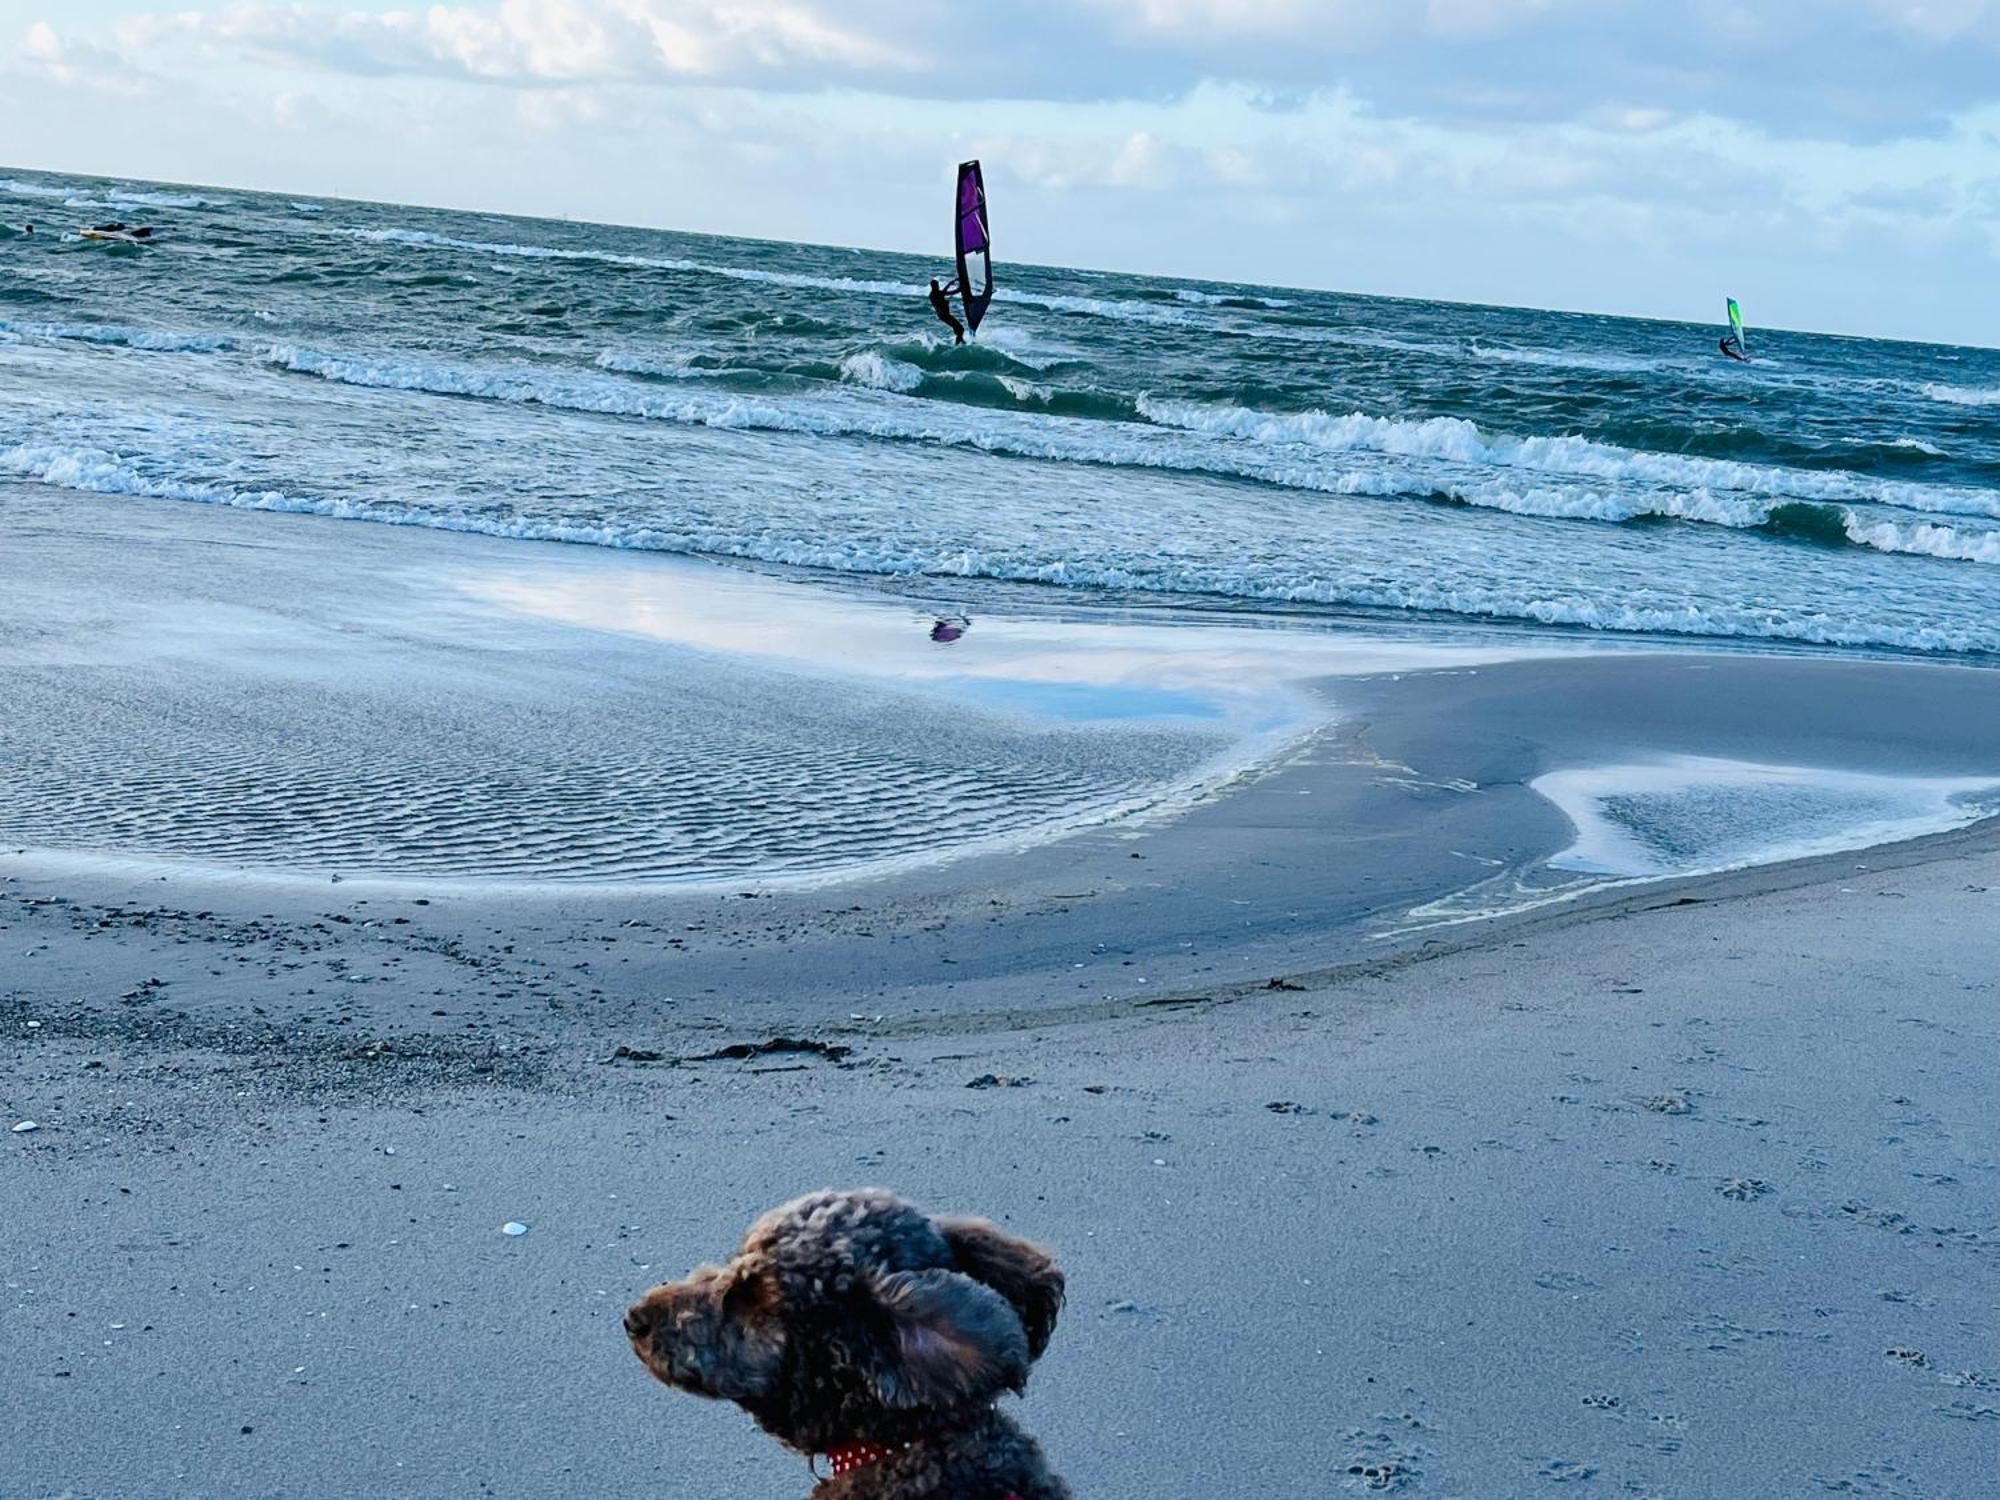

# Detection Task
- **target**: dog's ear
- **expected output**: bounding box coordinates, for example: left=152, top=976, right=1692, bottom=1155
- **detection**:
left=865, top=1267, right=1029, bottom=1409
left=937, top=1217, right=1065, bottom=1360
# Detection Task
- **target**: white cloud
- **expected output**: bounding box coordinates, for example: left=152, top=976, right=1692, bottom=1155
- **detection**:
left=1859, top=0, right=2000, bottom=42
left=119, top=0, right=923, bottom=85
left=20, top=20, right=60, bottom=64
left=15, top=20, right=148, bottom=94
left=1098, top=0, right=1350, bottom=38
left=1090, top=0, right=1568, bottom=45
left=264, top=89, right=325, bottom=130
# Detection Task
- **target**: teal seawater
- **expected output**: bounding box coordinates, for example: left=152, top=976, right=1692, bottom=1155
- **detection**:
left=5, top=167, right=2000, bottom=653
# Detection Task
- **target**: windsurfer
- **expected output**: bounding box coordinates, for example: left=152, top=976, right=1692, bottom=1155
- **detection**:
left=1718, top=335, right=1747, bottom=362
left=928, top=278, right=966, bottom=345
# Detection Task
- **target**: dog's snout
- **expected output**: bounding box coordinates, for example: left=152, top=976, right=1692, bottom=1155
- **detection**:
left=624, top=1304, right=652, bottom=1342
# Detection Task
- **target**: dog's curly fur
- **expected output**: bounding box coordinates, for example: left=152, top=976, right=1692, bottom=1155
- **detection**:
left=625, top=1188, right=1072, bottom=1499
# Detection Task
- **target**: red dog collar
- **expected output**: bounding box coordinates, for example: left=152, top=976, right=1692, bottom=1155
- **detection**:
left=817, top=1437, right=1022, bottom=1498
left=823, top=1439, right=912, bottom=1478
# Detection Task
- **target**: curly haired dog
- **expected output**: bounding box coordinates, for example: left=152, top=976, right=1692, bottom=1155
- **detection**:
left=625, top=1188, right=1071, bottom=1499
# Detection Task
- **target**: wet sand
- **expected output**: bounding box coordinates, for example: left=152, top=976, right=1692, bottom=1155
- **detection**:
left=6, top=838, right=1996, bottom=1498
left=5, top=496, right=1999, bottom=1497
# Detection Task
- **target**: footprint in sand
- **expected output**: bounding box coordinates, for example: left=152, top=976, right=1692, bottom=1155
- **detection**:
left=1339, top=1429, right=1427, bottom=1492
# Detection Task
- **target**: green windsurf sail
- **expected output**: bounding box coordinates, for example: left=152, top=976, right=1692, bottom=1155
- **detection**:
left=1727, top=297, right=1746, bottom=352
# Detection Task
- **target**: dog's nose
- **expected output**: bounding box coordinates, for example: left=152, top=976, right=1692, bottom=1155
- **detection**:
left=624, top=1305, right=652, bottom=1341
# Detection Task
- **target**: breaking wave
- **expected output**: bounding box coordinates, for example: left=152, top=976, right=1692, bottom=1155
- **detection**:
left=838, top=350, right=924, bottom=393
left=107, top=189, right=220, bottom=210
left=0, top=318, right=234, bottom=354
left=1839, top=515, right=2000, bottom=565
left=1924, top=382, right=2000, bottom=408
left=0, top=178, right=79, bottom=201
left=1134, top=397, right=2000, bottom=521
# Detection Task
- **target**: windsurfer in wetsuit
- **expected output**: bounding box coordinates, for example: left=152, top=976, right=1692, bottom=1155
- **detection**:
left=1718, top=335, right=1747, bottom=362
left=928, top=278, right=965, bottom=345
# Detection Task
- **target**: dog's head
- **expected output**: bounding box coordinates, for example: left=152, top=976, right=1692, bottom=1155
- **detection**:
left=624, top=1189, right=1064, bottom=1452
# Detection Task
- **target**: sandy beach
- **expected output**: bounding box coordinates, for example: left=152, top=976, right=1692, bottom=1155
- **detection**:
left=4, top=495, right=1998, bottom=1497
left=6, top=831, right=1997, bottom=1497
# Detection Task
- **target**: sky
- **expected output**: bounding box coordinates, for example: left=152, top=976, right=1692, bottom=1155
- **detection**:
left=4, top=1, right=2000, bottom=345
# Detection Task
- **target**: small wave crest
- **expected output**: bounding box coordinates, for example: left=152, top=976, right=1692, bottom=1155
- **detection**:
left=596, top=348, right=722, bottom=380
left=1842, top=515, right=2000, bottom=565
left=833, top=342, right=1135, bottom=419
left=1468, top=343, right=1663, bottom=375
left=0, top=318, right=234, bottom=354
left=0, top=178, right=79, bottom=202
left=107, top=189, right=219, bottom=210
left=1173, top=288, right=1289, bottom=309
left=1000, top=288, right=1203, bottom=326
left=2, top=442, right=305, bottom=513
left=1759, top=502, right=2000, bottom=566
left=1923, top=382, right=2000, bottom=408
left=838, top=350, right=923, bottom=393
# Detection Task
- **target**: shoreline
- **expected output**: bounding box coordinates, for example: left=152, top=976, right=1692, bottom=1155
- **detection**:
left=7, top=490, right=2000, bottom=1050
left=0, top=481, right=1582, bottom=894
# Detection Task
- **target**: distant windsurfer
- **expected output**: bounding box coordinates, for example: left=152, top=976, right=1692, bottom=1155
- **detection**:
left=1718, top=335, right=1748, bottom=363
left=927, top=278, right=966, bottom=345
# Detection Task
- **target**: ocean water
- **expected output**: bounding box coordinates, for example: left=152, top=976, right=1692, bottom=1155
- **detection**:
left=5, top=168, right=2000, bottom=656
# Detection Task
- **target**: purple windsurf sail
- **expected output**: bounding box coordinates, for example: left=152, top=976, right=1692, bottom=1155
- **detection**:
left=954, top=160, right=993, bottom=335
